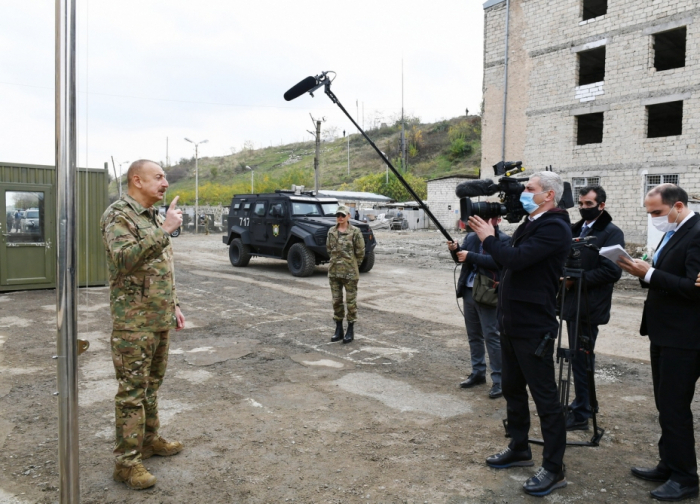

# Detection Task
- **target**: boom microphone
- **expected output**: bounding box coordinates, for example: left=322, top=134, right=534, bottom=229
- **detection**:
left=455, top=178, right=500, bottom=198
left=284, top=76, right=318, bottom=101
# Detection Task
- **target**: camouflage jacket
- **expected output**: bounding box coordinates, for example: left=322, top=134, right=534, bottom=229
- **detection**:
left=100, top=194, right=178, bottom=331
left=326, top=224, right=365, bottom=279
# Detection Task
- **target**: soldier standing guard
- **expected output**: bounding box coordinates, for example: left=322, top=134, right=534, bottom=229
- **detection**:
left=101, top=160, right=186, bottom=490
left=326, top=205, right=365, bottom=343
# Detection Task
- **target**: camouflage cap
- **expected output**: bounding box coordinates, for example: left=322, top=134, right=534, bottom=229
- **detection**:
left=336, top=205, right=350, bottom=216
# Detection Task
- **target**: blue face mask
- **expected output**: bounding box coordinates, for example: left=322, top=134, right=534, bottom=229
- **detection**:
left=520, top=192, right=542, bottom=214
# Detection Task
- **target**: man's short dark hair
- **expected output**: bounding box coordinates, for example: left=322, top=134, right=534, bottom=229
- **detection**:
left=648, top=183, right=688, bottom=206
left=579, top=185, right=606, bottom=204
left=126, top=159, right=159, bottom=188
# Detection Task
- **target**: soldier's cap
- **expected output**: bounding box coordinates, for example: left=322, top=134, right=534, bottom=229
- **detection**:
left=335, top=205, right=350, bottom=216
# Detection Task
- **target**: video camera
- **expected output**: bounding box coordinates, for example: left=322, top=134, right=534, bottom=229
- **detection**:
left=456, top=161, right=574, bottom=224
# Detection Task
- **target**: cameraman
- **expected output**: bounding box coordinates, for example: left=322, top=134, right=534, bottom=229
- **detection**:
left=447, top=217, right=511, bottom=399
left=562, top=185, right=624, bottom=431
left=468, top=171, right=572, bottom=497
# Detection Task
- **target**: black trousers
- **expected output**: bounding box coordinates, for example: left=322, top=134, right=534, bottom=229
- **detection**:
left=650, top=343, right=700, bottom=486
left=501, top=334, right=566, bottom=473
left=565, top=320, right=599, bottom=421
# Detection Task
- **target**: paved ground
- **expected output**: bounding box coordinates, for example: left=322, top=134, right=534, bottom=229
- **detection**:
left=0, top=230, right=690, bottom=503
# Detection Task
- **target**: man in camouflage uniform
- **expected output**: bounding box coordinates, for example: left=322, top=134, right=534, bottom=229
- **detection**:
left=326, top=205, right=365, bottom=343
left=101, top=159, right=186, bottom=490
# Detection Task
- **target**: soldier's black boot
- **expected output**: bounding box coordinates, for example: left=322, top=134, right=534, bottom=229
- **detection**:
left=331, top=320, right=344, bottom=342
left=343, top=322, right=354, bottom=344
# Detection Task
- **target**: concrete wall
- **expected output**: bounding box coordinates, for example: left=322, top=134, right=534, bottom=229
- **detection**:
left=426, top=177, right=471, bottom=231
left=482, top=0, right=700, bottom=244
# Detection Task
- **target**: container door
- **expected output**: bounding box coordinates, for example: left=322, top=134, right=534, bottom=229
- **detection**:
left=0, top=185, right=55, bottom=286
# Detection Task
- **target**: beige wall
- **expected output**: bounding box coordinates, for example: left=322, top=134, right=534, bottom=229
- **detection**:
left=482, top=0, right=700, bottom=243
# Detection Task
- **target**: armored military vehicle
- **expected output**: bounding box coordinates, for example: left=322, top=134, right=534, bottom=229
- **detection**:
left=223, top=190, right=376, bottom=277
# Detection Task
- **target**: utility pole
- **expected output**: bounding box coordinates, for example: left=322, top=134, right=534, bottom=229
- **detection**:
left=56, top=0, right=80, bottom=500
left=110, top=156, right=120, bottom=197
left=308, top=113, right=324, bottom=194
left=166, top=137, right=169, bottom=167
left=184, top=138, right=208, bottom=234
left=401, top=59, right=407, bottom=172
left=347, top=134, right=350, bottom=176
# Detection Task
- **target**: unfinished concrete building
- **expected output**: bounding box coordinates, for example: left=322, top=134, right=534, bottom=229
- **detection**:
left=481, top=0, right=699, bottom=245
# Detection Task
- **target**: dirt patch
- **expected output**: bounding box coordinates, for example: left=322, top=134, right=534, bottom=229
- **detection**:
left=0, top=231, right=680, bottom=503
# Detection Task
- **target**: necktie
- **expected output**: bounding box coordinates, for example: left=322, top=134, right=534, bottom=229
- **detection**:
left=653, top=230, right=676, bottom=265
left=580, top=225, right=590, bottom=238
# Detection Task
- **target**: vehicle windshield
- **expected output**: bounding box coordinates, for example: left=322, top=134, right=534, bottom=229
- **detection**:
left=291, top=202, right=322, bottom=216
left=321, top=203, right=339, bottom=216
left=26, top=210, right=39, bottom=219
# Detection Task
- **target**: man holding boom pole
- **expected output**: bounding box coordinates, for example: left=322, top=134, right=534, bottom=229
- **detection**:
left=101, top=160, right=186, bottom=490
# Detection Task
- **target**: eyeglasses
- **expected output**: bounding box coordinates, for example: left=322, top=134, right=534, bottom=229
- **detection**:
left=335, top=213, right=347, bottom=218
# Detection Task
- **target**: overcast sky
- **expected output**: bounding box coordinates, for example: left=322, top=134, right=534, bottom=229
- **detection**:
left=1, top=1, right=485, bottom=172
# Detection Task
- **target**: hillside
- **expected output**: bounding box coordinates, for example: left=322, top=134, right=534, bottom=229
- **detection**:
left=108, top=115, right=481, bottom=205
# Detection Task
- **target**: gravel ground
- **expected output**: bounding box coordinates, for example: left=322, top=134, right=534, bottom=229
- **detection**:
left=0, top=230, right=689, bottom=503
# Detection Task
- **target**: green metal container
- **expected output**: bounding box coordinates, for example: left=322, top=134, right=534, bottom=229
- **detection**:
left=0, top=161, right=110, bottom=291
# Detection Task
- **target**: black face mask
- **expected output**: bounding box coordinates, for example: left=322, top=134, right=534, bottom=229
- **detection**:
left=579, top=206, right=602, bottom=222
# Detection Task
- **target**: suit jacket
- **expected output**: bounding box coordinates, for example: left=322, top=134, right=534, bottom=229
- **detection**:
left=640, top=213, right=700, bottom=349
left=484, top=209, right=572, bottom=339
left=562, top=210, right=624, bottom=325
left=455, top=228, right=511, bottom=298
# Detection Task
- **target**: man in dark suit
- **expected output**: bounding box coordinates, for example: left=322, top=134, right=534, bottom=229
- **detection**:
left=447, top=217, right=511, bottom=398
left=618, top=183, right=700, bottom=502
left=562, top=185, right=624, bottom=431
left=469, top=171, right=572, bottom=497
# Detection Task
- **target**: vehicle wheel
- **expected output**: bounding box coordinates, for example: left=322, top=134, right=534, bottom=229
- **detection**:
left=170, top=227, right=181, bottom=238
left=229, top=238, right=251, bottom=267
left=287, top=243, right=316, bottom=277
left=359, top=250, right=375, bottom=273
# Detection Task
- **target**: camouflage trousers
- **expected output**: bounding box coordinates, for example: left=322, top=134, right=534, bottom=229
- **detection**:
left=329, top=276, right=358, bottom=322
left=111, top=330, right=170, bottom=466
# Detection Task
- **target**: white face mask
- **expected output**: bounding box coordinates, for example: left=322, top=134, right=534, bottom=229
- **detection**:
left=651, top=206, right=680, bottom=233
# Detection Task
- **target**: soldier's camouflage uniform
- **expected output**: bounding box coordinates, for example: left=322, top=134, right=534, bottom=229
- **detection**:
left=101, top=194, right=179, bottom=467
left=326, top=223, right=365, bottom=322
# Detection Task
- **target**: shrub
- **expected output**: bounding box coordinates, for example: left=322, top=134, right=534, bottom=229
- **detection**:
left=449, top=138, right=473, bottom=159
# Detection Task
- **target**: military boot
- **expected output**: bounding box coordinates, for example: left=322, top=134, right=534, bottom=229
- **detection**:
left=113, top=462, right=156, bottom=490
left=343, top=322, right=354, bottom=344
left=142, top=435, right=184, bottom=460
left=331, top=320, right=344, bottom=342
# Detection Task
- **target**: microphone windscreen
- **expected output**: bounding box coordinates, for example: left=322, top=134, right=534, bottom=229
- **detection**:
left=284, top=76, right=318, bottom=101
left=456, top=178, right=498, bottom=198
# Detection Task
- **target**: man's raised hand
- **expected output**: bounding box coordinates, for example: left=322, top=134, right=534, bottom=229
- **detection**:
left=162, top=196, right=183, bottom=234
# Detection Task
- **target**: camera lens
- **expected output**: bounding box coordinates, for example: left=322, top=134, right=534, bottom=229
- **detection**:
left=459, top=198, right=507, bottom=223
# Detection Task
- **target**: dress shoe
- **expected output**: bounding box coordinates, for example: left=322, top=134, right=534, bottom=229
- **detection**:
left=523, top=466, right=567, bottom=496
left=343, top=322, right=354, bottom=343
left=631, top=466, right=671, bottom=482
left=565, top=412, right=589, bottom=431
left=459, top=374, right=486, bottom=388
left=331, top=320, right=344, bottom=342
left=488, top=383, right=503, bottom=399
left=486, top=446, right=533, bottom=468
left=650, top=480, right=699, bottom=501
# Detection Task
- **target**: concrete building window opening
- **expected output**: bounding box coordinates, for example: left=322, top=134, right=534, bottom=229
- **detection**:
left=653, top=27, right=686, bottom=71
left=582, top=0, right=607, bottom=21
left=645, top=174, right=679, bottom=194
left=646, top=101, right=683, bottom=138
left=578, top=47, right=606, bottom=86
left=572, top=176, right=600, bottom=190
left=576, top=112, right=604, bottom=145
